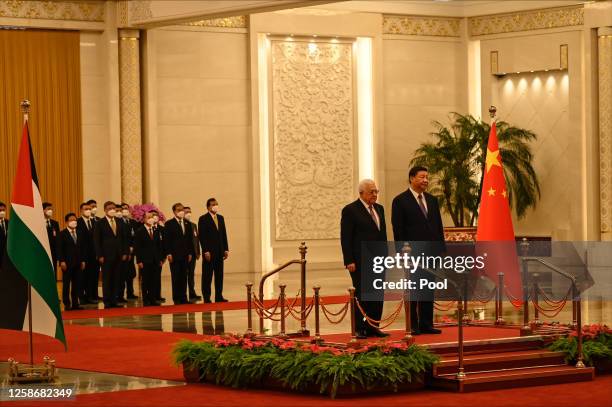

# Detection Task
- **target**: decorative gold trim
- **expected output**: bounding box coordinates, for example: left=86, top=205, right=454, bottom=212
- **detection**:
left=490, top=51, right=499, bottom=74
left=183, top=16, right=247, bottom=29
left=383, top=14, right=461, bottom=37
left=128, top=0, right=152, bottom=23
left=599, top=34, right=612, bottom=234
left=117, top=0, right=129, bottom=27
left=0, top=0, right=105, bottom=22
left=468, top=5, right=583, bottom=37
left=560, top=44, right=568, bottom=70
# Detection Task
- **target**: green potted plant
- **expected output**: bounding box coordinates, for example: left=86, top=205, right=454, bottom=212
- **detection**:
left=410, top=112, right=540, bottom=234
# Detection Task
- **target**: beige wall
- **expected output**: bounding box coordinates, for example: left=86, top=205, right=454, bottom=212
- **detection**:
left=144, top=26, right=252, bottom=274
left=382, top=36, right=468, bottom=225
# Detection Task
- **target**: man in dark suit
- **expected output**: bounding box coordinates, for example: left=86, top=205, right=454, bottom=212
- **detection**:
left=198, top=198, right=229, bottom=303
left=184, top=206, right=202, bottom=303
left=77, top=202, right=98, bottom=304
left=86, top=199, right=102, bottom=223
left=340, top=180, right=388, bottom=339
left=163, top=203, right=194, bottom=305
left=0, top=202, right=8, bottom=269
left=134, top=212, right=164, bottom=306
left=94, top=201, right=128, bottom=308
left=391, top=166, right=446, bottom=335
left=43, top=202, right=60, bottom=280
left=57, top=213, right=86, bottom=310
left=118, top=203, right=139, bottom=301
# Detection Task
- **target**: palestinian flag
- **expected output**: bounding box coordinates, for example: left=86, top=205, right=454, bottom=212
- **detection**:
left=0, top=120, right=66, bottom=347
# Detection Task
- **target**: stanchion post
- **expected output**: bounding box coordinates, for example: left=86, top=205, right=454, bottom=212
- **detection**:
left=496, top=273, right=505, bottom=325
left=462, top=273, right=470, bottom=324
left=520, top=238, right=532, bottom=335
left=279, top=283, right=288, bottom=338
left=532, top=274, right=541, bottom=326
left=313, top=285, right=322, bottom=344
left=299, top=242, right=308, bottom=335
left=348, top=287, right=357, bottom=345
left=246, top=282, right=254, bottom=337
left=571, top=283, right=578, bottom=329
left=402, top=287, right=413, bottom=344
left=574, top=281, right=585, bottom=368
left=456, top=299, right=466, bottom=379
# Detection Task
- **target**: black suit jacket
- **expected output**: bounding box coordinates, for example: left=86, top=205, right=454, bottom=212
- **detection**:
left=198, top=213, right=228, bottom=257
left=391, top=189, right=445, bottom=254
left=0, top=219, right=8, bottom=266
left=77, top=217, right=96, bottom=260
left=340, top=200, right=387, bottom=268
left=45, top=219, right=60, bottom=261
left=163, top=218, right=195, bottom=260
left=134, top=225, right=163, bottom=264
left=56, top=228, right=86, bottom=268
left=93, top=217, right=128, bottom=261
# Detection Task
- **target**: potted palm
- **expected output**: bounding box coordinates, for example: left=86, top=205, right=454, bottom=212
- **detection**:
left=410, top=112, right=540, bottom=239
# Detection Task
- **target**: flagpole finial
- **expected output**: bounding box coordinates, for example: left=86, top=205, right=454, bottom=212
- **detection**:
left=20, top=100, right=31, bottom=114
left=488, top=105, right=497, bottom=119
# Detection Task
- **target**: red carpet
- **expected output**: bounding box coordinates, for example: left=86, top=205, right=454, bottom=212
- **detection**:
left=62, top=295, right=349, bottom=320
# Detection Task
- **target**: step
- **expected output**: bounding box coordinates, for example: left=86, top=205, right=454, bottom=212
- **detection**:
left=433, top=350, right=567, bottom=375
left=430, top=365, right=595, bottom=392
left=427, top=335, right=545, bottom=356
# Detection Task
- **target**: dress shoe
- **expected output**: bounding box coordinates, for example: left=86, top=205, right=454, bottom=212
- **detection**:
left=117, top=298, right=128, bottom=304
left=421, top=328, right=442, bottom=334
left=204, top=298, right=212, bottom=304
left=87, top=299, right=98, bottom=304
left=369, top=328, right=390, bottom=338
left=127, top=295, right=139, bottom=300
left=411, top=329, right=421, bottom=336
left=71, top=306, right=83, bottom=311
left=64, top=305, right=72, bottom=311
left=188, top=298, right=199, bottom=304
left=355, top=330, right=368, bottom=339
left=215, top=298, right=229, bottom=303
left=104, top=303, right=117, bottom=309
left=157, top=297, right=166, bottom=303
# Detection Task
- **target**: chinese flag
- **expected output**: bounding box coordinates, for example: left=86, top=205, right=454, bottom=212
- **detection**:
left=476, top=121, right=523, bottom=304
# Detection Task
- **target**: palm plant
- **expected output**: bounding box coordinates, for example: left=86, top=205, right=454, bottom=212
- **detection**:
left=410, top=112, right=540, bottom=227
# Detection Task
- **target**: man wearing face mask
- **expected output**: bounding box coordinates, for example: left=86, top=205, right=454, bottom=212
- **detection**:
left=86, top=199, right=102, bottom=223
left=43, top=202, right=60, bottom=280
left=0, top=202, right=8, bottom=270
left=198, top=198, right=229, bottom=303
left=149, top=210, right=166, bottom=303
left=118, top=203, right=138, bottom=301
left=77, top=202, right=99, bottom=304
left=134, top=212, right=164, bottom=306
left=184, top=206, right=202, bottom=303
left=94, top=201, right=129, bottom=308
left=57, top=213, right=86, bottom=310
left=163, top=203, right=194, bottom=305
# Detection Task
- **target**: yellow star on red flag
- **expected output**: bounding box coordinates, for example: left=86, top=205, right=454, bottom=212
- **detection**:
left=485, top=148, right=502, bottom=172
left=488, top=187, right=496, bottom=196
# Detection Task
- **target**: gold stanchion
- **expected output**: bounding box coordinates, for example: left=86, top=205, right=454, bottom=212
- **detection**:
left=402, top=287, right=414, bottom=344
left=245, top=282, right=254, bottom=337
left=456, top=300, right=466, bottom=379
left=575, top=282, right=585, bottom=368
left=520, top=239, right=532, bottom=335
left=496, top=273, right=505, bottom=325
left=348, top=287, right=357, bottom=345
left=312, top=286, right=322, bottom=344
left=279, top=284, right=288, bottom=338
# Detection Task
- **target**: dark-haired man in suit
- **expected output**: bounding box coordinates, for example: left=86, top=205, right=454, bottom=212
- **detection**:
left=340, top=179, right=389, bottom=339
left=94, top=201, right=128, bottom=308
left=0, top=202, right=8, bottom=269
left=164, top=203, right=194, bottom=305
left=57, top=213, right=86, bottom=310
left=43, top=202, right=60, bottom=279
left=198, top=198, right=229, bottom=303
left=118, top=202, right=139, bottom=301
left=77, top=202, right=98, bottom=304
left=184, top=206, right=202, bottom=303
left=134, top=211, right=164, bottom=306
left=392, top=166, right=445, bottom=335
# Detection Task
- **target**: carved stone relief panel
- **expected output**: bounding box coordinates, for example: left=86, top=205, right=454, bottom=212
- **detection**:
left=271, top=39, right=355, bottom=240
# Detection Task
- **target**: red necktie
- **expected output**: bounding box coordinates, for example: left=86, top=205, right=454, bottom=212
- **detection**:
left=368, top=205, right=379, bottom=230
left=418, top=194, right=428, bottom=217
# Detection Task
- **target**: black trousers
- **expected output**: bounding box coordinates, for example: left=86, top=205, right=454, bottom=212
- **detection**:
left=62, top=265, right=81, bottom=308
left=202, top=256, right=224, bottom=301
left=348, top=268, right=384, bottom=333
left=141, top=262, right=157, bottom=305
left=187, top=256, right=197, bottom=298
left=154, top=264, right=162, bottom=300
left=410, top=268, right=435, bottom=331
left=170, top=258, right=189, bottom=304
left=83, top=257, right=99, bottom=301
left=121, top=258, right=136, bottom=297
left=102, top=257, right=121, bottom=306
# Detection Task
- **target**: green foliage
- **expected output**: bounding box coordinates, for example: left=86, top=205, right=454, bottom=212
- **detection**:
left=548, top=331, right=612, bottom=366
left=410, top=112, right=540, bottom=226
left=172, top=339, right=439, bottom=398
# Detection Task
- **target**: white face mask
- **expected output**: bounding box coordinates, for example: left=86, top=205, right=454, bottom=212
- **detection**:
left=91, top=207, right=97, bottom=215
left=107, top=209, right=116, bottom=218
left=153, top=216, right=159, bottom=224
left=210, top=205, right=219, bottom=214
left=83, top=209, right=92, bottom=217
left=176, top=211, right=185, bottom=219
left=115, top=211, right=123, bottom=219
left=45, top=209, right=53, bottom=217
left=122, top=209, right=130, bottom=217
left=0, top=211, right=5, bottom=218
left=68, top=220, right=77, bottom=229
left=146, top=218, right=155, bottom=226
left=184, top=213, right=192, bottom=221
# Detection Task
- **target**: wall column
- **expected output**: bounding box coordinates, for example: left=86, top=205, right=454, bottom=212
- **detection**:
left=118, top=29, right=143, bottom=204
left=599, top=27, right=612, bottom=240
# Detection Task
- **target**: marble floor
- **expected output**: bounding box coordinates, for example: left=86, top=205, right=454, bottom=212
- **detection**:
left=0, top=362, right=184, bottom=396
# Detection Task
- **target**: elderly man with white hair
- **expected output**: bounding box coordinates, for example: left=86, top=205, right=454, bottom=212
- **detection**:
left=340, top=179, right=389, bottom=339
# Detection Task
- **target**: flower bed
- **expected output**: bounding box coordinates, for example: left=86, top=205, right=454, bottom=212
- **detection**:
left=548, top=324, right=612, bottom=373
left=172, top=335, right=439, bottom=398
